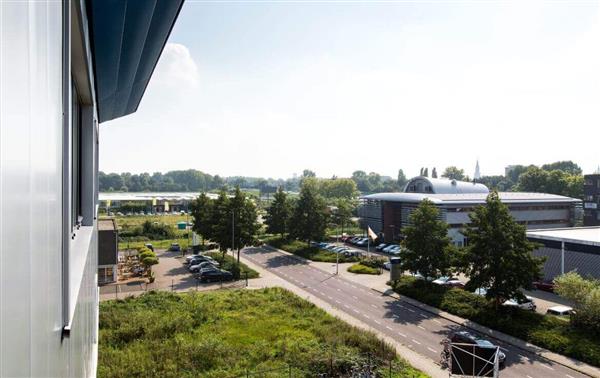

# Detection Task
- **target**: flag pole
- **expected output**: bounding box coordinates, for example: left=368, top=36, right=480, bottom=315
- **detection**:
left=367, top=227, right=370, bottom=257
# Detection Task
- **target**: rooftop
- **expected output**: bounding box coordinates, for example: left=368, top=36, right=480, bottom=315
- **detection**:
left=527, top=227, right=600, bottom=246
left=98, top=218, right=117, bottom=231
left=99, top=192, right=217, bottom=201
left=362, top=191, right=581, bottom=205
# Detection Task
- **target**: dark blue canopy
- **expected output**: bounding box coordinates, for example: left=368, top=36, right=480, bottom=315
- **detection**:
left=88, top=0, right=184, bottom=123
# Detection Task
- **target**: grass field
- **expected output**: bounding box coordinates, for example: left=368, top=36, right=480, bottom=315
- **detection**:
left=98, top=288, right=425, bottom=378
left=347, top=263, right=382, bottom=275
left=107, top=214, right=192, bottom=250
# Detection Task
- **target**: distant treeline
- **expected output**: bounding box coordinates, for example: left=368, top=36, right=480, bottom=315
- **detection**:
left=99, top=160, right=587, bottom=199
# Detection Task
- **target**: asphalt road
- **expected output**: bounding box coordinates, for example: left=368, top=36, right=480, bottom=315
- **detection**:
left=241, top=246, right=588, bottom=378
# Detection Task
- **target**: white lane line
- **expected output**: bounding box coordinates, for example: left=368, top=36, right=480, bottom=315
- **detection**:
left=335, top=300, right=341, bottom=304
left=433, top=319, right=442, bottom=325
left=427, top=347, right=437, bottom=354
left=566, top=375, right=575, bottom=378
left=352, top=296, right=358, bottom=300
left=419, top=313, right=428, bottom=318
left=541, top=365, right=554, bottom=371
left=398, top=332, right=407, bottom=337
left=526, top=375, right=534, bottom=378
left=319, top=291, right=325, bottom=296
left=407, top=308, right=415, bottom=313
left=353, top=309, right=360, bottom=314
left=327, top=296, right=333, bottom=300
left=371, top=304, right=377, bottom=309
left=417, top=325, right=426, bottom=330
left=351, top=285, right=357, bottom=289
left=386, top=326, right=393, bottom=331
left=364, top=314, right=370, bottom=319
left=337, top=288, right=341, bottom=292
left=412, top=339, right=422, bottom=345
left=499, top=347, right=509, bottom=352
left=344, top=304, right=350, bottom=309
left=374, top=320, right=381, bottom=325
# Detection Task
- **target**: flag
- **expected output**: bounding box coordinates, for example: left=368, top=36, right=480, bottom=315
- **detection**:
left=164, top=201, right=170, bottom=212
left=152, top=198, right=157, bottom=206
left=106, top=199, right=111, bottom=208
left=367, top=226, right=377, bottom=241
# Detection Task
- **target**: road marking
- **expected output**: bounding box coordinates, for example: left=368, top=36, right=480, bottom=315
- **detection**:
left=337, top=288, right=341, bottom=292
left=386, top=326, right=393, bottom=330
left=371, top=304, right=377, bottom=309
left=364, top=314, right=370, bottom=319
left=433, top=319, right=442, bottom=325
left=352, top=296, right=358, bottom=300
left=412, top=339, right=422, bottom=345
left=417, top=325, right=426, bottom=330
left=398, top=332, right=407, bottom=337
left=526, top=375, right=534, bottom=378
left=351, top=285, right=357, bottom=289
left=541, top=365, right=554, bottom=371
left=353, top=309, right=360, bottom=314
left=407, top=308, right=415, bottom=313
left=319, top=291, right=325, bottom=296
left=327, top=296, right=333, bottom=300
left=419, top=313, right=428, bottom=318
left=344, top=304, right=350, bottom=309
left=374, top=320, right=381, bottom=325
left=500, top=347, right=509, bottom=352
left=335, top=300, right=341, bottom=304
left=392, top=315, right=399, bottom=319
left=427, top=347, right=437, bottom=354
left=566, top=375, right=575, bottom=378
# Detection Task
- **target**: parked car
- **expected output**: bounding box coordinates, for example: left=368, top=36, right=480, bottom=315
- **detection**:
left=198, top=269, right=234, bottom=283
left=375, top=243, right=387, bottom=251
left=448, top=331, right=506, bottom=368
left=185, top=253, right=202, bottom=263
left=546, top=305, right=574, bottom=316
left=382, top=244, right=399, bottom=253
left=188, top=255, right=219, bottom=267
left=533, top=280, right=556, bottom=293
left=189, top=261, right=217, bottom=273
left=356, top=238, right=370, bottom=246
left=383, top=262, right=391, bottom=270
left=169, top=243, right=181, bottom=252
left=387, top=246, right=401, bottom=255
left=473, top=287, right=488, bottom=296
left=433, top=276, right=464, bottom=288
left=503, top=296, right=536, bottom=311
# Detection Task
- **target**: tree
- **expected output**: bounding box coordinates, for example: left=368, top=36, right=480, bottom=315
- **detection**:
left=399, top=200, right=453, bottom=279
left=230, top=187, right=260, bottom=264
left=210, top=189, right=232, bottom=258
left=265, top=187, right=292, bottom=237
left=461, top=192, right=545, bottom=307
left=319, top=178, right=358, bottom=199
left=290, top=179, right=329, bottom=244
left=138, top=246, right=158, bottom=277
left=541, top=161, right=582, bottom=175
left=333, top=198, right=356, bottom=235
left=554, top=272, right=600, bottom=337
left=516, top=166, right=549, bottom=192
left=442, top=166, right=465, bottom=180
left=191, top=193, right=214, bottom=245
left=431, top=167, right=438, bottom=178
left=302, top=169, right=316, bottom=178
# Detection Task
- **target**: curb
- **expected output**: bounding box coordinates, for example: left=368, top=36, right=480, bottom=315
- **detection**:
left=372, top=287, right=600, bottom=378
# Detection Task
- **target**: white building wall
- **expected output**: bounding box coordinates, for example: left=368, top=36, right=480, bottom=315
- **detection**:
left=0, top=3, right=97, bottom=377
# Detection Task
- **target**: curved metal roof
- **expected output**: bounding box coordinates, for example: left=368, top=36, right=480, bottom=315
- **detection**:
left=88, top=0, right=185, bottom=123
left=361, top=191, right=581, bottom=205
left=405, top=176, right=490, bottom=194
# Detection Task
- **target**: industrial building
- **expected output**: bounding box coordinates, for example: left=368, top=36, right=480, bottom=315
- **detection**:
left=0, top=1, right=183, bottom=376
left=359, top=176, right=582, bottom=245
left=527, top=227, right=600, bottom=281
left=99, top=192, right=215, bottom=213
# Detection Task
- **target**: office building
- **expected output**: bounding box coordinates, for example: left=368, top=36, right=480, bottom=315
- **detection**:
left=0, top=1, right=183, bottom=376
left=584, top=174, right=600, bottom=226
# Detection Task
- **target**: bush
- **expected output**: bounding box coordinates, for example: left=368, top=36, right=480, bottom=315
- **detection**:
left=389, top=276, right=600, bottom=367
left=205, top=252, right=259, bottom=279
left=263, top=236, right=361, bottom=263
left=347, top=264, right=380, bottom=275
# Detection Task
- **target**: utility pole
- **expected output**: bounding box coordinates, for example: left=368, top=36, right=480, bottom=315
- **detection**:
left=231, top=209, right=235, bottom=256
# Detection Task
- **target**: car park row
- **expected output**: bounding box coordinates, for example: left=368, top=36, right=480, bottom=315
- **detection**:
left=184, top=253, right=234, bottom=283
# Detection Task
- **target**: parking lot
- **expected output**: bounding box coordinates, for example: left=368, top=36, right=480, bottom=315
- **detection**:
left=322, top=236, right=574, bottom=315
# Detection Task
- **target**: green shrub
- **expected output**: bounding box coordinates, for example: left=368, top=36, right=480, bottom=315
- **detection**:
left=389, top=276, right=600, bottom=366
left=347, top=264, right=380, bottom=275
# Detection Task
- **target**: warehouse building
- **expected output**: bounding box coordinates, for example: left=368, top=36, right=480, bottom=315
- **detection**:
left=527, top=227, right=600, bottom=281
left=359, top=176, right=582, bottom=245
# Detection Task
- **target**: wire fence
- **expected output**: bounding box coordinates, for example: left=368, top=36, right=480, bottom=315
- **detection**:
left=99, top=273, right=248, bottom=300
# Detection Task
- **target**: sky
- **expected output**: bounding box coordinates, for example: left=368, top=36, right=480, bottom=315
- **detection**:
left=100, top=0, right=600, bottom=179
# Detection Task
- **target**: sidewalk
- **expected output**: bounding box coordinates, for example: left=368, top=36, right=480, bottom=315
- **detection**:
left=260, top=245, right=600, bottom=378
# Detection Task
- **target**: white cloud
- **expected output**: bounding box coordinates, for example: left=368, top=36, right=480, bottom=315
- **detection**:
left=152, top=43, right=199, bottom=89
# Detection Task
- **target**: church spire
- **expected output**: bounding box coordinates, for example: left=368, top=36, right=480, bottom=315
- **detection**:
left=474, top=160, right=481, bottom=180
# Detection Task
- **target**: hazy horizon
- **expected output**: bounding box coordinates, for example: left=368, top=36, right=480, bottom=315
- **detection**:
left=100, top=1, right=600, bottom=179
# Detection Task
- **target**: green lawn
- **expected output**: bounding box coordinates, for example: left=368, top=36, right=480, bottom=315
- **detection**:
left=99, top=288, right=426, bottom=378
left=263, top=236, right=361, bottom=263
left=390, top=276, right=600, bottom=367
